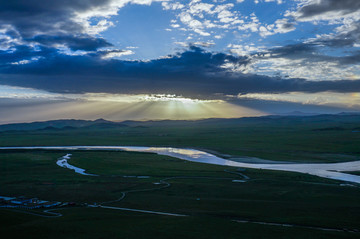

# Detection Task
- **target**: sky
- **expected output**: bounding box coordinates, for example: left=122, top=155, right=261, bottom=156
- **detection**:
left=0, top=0, right=360, bottom=123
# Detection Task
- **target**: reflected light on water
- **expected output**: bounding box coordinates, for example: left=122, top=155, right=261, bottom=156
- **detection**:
left=1, top=146, right=360, bottom=184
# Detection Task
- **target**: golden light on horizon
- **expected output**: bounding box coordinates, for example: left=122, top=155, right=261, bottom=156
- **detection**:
left=77, top=93, right=265, bottom=120
left=0, top=92, right=266, bottom=124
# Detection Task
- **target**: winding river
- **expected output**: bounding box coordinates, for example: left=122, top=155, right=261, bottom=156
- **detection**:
left=56, top=153, right=97, bottom=176
left=1, top=146, right=360, bottom=184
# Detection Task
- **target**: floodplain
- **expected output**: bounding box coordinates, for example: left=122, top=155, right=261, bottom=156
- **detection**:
left=0, top=115, right=360, bottom=238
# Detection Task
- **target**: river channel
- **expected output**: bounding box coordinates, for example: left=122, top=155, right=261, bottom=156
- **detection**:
left=1, top=146, right=360, bottom=184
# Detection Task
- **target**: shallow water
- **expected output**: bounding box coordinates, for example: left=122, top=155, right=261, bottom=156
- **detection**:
left=1, top=146, right=360, bottom=183
left=56, top=153, right=97, bottom=176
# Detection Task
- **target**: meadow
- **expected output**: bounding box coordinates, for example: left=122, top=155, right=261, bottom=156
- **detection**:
left=0, top=115, right=360, bottom=238
left=0, top=115, right=359, bottom=163
left=0, top=149, right=359, bottom=238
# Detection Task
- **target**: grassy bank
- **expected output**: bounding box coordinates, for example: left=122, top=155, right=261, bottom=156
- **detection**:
left=0, top=116, right=359, bottom=163
left=0, top=150, right=359, bottom=238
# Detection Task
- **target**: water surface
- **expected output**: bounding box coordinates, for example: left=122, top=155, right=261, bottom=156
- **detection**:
left=56, top=153, right=97, bottom=176
left=1, top=146, right=360, bottom=183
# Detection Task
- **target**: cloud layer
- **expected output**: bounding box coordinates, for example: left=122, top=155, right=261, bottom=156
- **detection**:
left=0, top=0, right=359, bottom=100
left=1, top=45, right=360, bottom=99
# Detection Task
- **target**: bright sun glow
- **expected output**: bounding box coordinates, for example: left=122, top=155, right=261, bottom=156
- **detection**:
left=73, top=93, right=264, bottom=121
left=0, top=87, right=265, bottom=124
left=80, top=93, right=222, bottom=104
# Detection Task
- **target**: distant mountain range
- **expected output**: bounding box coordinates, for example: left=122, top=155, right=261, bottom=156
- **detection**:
left=0, top=118, right=127, bottom=132
left=0, top=112, right=359, bottom=132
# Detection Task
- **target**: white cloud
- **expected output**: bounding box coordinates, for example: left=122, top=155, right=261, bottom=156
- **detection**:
left=162, top=2, right=185, bottom=10
left=250, top=55, right=360, bottom=82
left=237, top=92, right=360, bottom=109
left=101, top=49, right=134, bottom=59
left=188, top=2, right=214, bottom=16
left=179, top=12, right=193, bottom=23
left=0, top=85, right=63, bottom=99
left=255, top=0, right=283, bottom=4
left=11, top=59, right=31, bottom=65
left=286, top=0, right=360, bottom=23
left=273, top=18, right=296, bottom=33
left=82, top=19, right=115, bottom=35
left=164, top=0, right=291, bottom=40
left=164, top=1, right=245, bottom=37
left=194, top=28, right=211, bottom=36
left=258, top=18, right=296, bottom=37
left=171, top=24, right=181, bottom=28
left=228, top=43, right=265, bottom=56
left=238, top=22, right=259, bottom=32
left=0, top=25, right=22, bottom=50
left=237, top=12, right=261, bottom=32
left=175, top=41, right=214, bottom=47
left=75, top=0, right=170, bottom=35
left=178, top=11, right=211, bottom=36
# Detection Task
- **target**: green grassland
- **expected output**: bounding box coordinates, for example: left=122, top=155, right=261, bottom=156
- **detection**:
left=0, top=116, right=360, bottom=163
left=0, top=116, right=360, bottom=238
left=0, top=150, right=359, bottom=238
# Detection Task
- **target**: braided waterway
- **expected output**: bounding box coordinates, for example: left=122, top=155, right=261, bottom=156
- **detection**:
left=1, top=146, right=360, bottom=184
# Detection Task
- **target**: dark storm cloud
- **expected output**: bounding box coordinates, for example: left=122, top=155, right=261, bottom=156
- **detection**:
left=1, top=46, right=360, bottom=98
left=296, top=0, right=360, bottom=19
left=29, top=35, right=112, bottom=51
left=257, top=41, right=360, bottom=66
left=0, top=0, right=113, bottom=50
left=0, top=0, right=359, bottom=98
left=0, top=0, right=109, bottom=34
left=314, top=24, right=360, bottom=48
left=0, top=45, right=58, bottom=66
left=261, top=43, right=315, bottom=59
left=290, top=0, right=360, bottom=51
left=340, top=51, right=360, bottom=65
